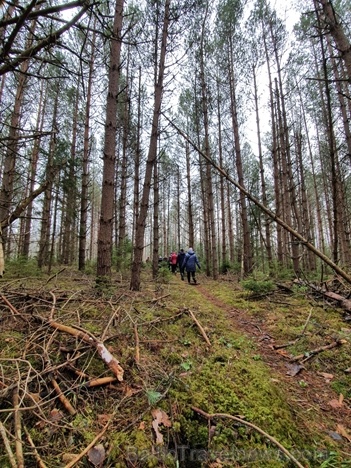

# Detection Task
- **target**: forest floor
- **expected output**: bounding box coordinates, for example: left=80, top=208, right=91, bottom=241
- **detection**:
left=0, top=265, right=351, bottom=467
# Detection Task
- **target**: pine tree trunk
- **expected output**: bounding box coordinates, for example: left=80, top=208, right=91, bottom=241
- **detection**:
left=38, top=85, right=59, bottom=269
left=228, top=37, right=252, bottom=275
left=20, top=80, right=47, bottom=259
left=130, top=0, right=170, bottom=291
left=199, top=8, right=218, bottom=279
left=62, top=87, right=79, bottom=265
left=216, top=79, right=227, bottom=272
left=96, top=0, right=124, bottom=282
left=132, top=66, right=142, bottom=255
left=186, top=138, right=195, bottom=248
left=79, top=24, right=96, bottom=271
left=152, top=155, right=159, bottom=278
left=253, top=65, right=272, bottom=267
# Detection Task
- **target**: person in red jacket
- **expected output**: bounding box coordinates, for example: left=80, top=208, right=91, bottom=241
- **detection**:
left=170, top=251, right=178, bottom=274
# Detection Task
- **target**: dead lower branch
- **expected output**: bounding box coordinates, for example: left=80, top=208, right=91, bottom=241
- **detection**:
left=290, top=339, right=347, bottom=362
left=185, top=308, right=211, bottom=347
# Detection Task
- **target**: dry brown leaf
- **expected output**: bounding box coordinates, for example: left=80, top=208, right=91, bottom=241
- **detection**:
left=336, top=424, right=351, bottom=442
left=275, top=349, right=290, bottom=357
left=97, top=414, right=113, bottom=426
left=151, top=408, right=172, bottom=427
left=49, top=408, right=64, bottom=422
left=317, top=372, right=334, bottom=380
left=328, top=399, right=343, bottom=409
left=286, top=363, right=304, bottom=376
left=88, top=444, right=106, bottom=467
left=62, top=453, right=78, bottom=463
left=121, top=383, right=140, bottom=397
left=339, top=393, right=344, bottom=404
left=139, top=421, right=146, bottom=430
left=151, top=408, right=172, bottom=445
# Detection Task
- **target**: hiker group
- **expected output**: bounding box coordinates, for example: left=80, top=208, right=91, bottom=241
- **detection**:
left=162, top=248, right=201, bottom=284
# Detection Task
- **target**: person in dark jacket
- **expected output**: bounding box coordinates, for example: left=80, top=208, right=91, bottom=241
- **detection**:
left=182, top=247, right=200, bottom=284
left=177, top=248, right=186, bottom=280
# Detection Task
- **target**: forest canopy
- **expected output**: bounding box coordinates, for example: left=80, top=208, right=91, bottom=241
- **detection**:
left=0, top=0, right=351, bottom=290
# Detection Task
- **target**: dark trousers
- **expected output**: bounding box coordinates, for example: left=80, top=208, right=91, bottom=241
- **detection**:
left=179, top=266, right=185, bottom=279
left=187, top=271, right=196, bottom=283
left=171, top=264, right=177, bottom=274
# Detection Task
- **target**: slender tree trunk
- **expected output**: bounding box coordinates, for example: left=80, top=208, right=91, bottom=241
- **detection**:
left=228, top=37, right=252, bottom=275
left=199, top=155, right=211, bottom=276
left=62, top=87, right=79, bottom=265
left=199, top=5, right=217, bottom=279
left=226, top=181, right=235, bottom=264
left=152, top=154, right=159, bottom=278
left=38, top=85, right=59, bottom=269
left=79, top=23, right=96, bottom=271
left=116, top=87, right=129, bottom=271
left=130, top=0, right=170, bottom=291
left=253, top=65, right=272, bottom=266
left=263, top=30, right=283, bottom=266
left=132, top=66, right=142, bottom=254
left=20, top=80, right=47, bottom=258
left=185, top=138, right=194, bottom=248
left=216, top=78, right=227, bottom=271
left=48, top=174, right=60, bottom=274
left=96, top=0, right=124, bottom=283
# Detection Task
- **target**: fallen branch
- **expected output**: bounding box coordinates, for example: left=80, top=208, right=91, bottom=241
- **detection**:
left=46, top=268, right=66, bottom=285
left=84, top=377, right=117, bottom=387
left=191, top=406, right=305, bottom=468
left=273, top=339, right=299, bottom=350
left=134, top=324, right=140, bottom=365
left=51, top=377, right=76, bottom=416
left=150, top=293, right=170, bottom=303
left=48, top=320, right=124, bottom=381
left=0, top=294, right=27, bottom=322
left=301, top=307, right=313, bottom=336
left=290, top=339, right=347, bottom=362
left=186, top=308, right=211, bottom=347
left=24, top=425, right=48, bottom=468
left=13, top=385, right=24, bottom=468
left=0, top=420, right=17, bottom=468
left=100, top=303, right=121, bottom=341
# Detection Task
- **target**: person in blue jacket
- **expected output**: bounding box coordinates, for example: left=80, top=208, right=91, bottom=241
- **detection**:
left=182, top=247, right=200, bottom=284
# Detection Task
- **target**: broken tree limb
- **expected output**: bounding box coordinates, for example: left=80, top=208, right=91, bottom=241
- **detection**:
left=24, top=425, right=48, bottom=468
left=290, top=339, right=347, bottom=362
left=134, top=324, right=140, bottom=365
left=83, top=377, right=117, bottom=387
left=186, top=308, right=211, bottom=346
left=191, top=406, right=305, bottom=468
left=100, top=302, right=120, bottom=341
left=320, top=290, right=351, bottom=312
left=162, top=113, right=351, bottom=286
left=0, top=420, right=17, bottom=468
left=51, top=377, right=76, bottom=416
left=13, top=385, right=24, bottom=468
left=48, top=320, right=124, bottom=381
left=0, top=294, right=26, bottom=322
left=301, top=307, right=313, bottom=336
